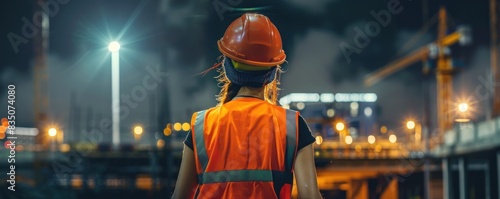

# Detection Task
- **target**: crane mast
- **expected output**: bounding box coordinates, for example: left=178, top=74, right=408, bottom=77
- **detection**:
left=436, top=7, right=454, bottom=134
left=492, top=0, right=500, bottom=117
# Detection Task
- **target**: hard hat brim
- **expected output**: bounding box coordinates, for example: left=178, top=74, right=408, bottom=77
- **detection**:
left=218, top=40, right=286, bottom=67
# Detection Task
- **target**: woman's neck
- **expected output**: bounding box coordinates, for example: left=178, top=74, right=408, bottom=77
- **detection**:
left=235, top=86, right=265, bottom=100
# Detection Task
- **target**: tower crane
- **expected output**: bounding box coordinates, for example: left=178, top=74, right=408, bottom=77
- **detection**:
left=491, top=0, right=500, bottom=117
left=364, top=7, right=471, bottom=137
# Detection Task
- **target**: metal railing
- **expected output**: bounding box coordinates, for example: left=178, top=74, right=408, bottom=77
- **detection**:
left=313, top=136, right=420, bottom=159
left=436, top=117, right=500, bottom=155
left=443, top=118, right=500, bottom=146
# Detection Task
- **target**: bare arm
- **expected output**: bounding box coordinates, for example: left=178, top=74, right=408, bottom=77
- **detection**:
left=171, top=145, right=198, bottom=199
left=294, top=144, right=322, bottom=199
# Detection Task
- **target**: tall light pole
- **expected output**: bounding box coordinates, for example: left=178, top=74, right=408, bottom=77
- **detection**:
left=133, top=125, right=143, bottom=143
left=108, top=41, right=121, bottom=148
left=48, top=127, right=57, bottom=157
left=406, top=120, right=422, bottom=149
left=335, top=121, right=346, bottom=144
left=455, top=102, right=471, bottom=123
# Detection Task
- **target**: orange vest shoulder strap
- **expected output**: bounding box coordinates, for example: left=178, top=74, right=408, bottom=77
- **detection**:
left=193, top=110, right=209, bottom=173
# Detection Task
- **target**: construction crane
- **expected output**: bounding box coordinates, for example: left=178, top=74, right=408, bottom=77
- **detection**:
left=364, top=7, right=471, bottom=136
left=34, top=0, right=50, bottom=145
left=492, top=0, right=500, bottom=117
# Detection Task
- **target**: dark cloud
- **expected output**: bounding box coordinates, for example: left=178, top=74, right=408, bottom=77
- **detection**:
left=286, top=0, right=337, bottom=14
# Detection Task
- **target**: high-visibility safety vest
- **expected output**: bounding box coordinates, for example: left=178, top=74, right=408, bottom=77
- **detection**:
left=191, top=97, right=299, bottom=199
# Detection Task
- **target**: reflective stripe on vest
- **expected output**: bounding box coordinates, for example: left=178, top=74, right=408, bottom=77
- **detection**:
left=198, top=170, right=292, bottom=184
left=285, top=110, right=297, bottom=172
left=193, top=109, right=297, bottom=183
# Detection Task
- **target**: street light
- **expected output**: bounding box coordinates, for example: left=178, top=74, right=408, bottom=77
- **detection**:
left=133, top=125, right=143, bottom=144
left=296, top=102, right=305, bottom=110
left=380, top=126, right=388, bottom=134
left=326, top=109, right=335, bottom=117
left=0, top=118, right=8, bottom=137
left=364, top=107, right=373, bottom=117
left=335, top=122, right=347, bottom=144
left=173, top=123, right=182, bottom=131
left=315, top=135, right=323, bottom=145
left=109, top=41, right=121, bottom=148
left=48, top=128, right=57, bottom=137
left=368, top=135, right=376, bottom=144
left=335, top=122, right=345, bottom=131
left=458, top=102, right=469, bottom=113
left=163, top=124, right=172, bottom=136
left=455, top=101, right=472, bottom=123
left=48, top=127, right=57, bottom=152
left=182, top=122, right=190, bottom=131
left=157, top=139, right=165, bottom=149
left=405, top=119, right=422, bottom=149
left=345, top=135, right=353, bottom=145
left=389, top=134, right=397, bottom=143
left=133, top=125, right=143, bottom=135
left=406, top=120, right=416, bottom=130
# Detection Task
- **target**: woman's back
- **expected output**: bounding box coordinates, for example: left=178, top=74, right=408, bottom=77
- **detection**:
left=191, top=97, right=298, bottom=198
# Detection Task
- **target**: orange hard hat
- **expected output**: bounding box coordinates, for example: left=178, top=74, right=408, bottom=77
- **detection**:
left=217, top=13, right=286, bottom=67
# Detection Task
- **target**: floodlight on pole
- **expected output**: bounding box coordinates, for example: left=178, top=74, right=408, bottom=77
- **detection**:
left=109, top=41, right=121, bottom=148
left=335, top=122, right=345, bottom=131
left=458, top=102, right=469, bottom=113
left=108, top=41, right=121, bottom=52
left=134, top=125, right=143, bottom=135
left=48, top=128, right=57, bottom=137
left=455, top=101, right=471, bottom=123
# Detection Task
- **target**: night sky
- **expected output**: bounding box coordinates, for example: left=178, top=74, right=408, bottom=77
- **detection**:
left=0, top=0, right=496, bottom=143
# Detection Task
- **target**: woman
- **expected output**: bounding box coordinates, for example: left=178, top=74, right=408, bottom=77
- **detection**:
left=172, top=13, right=322, bottom=199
